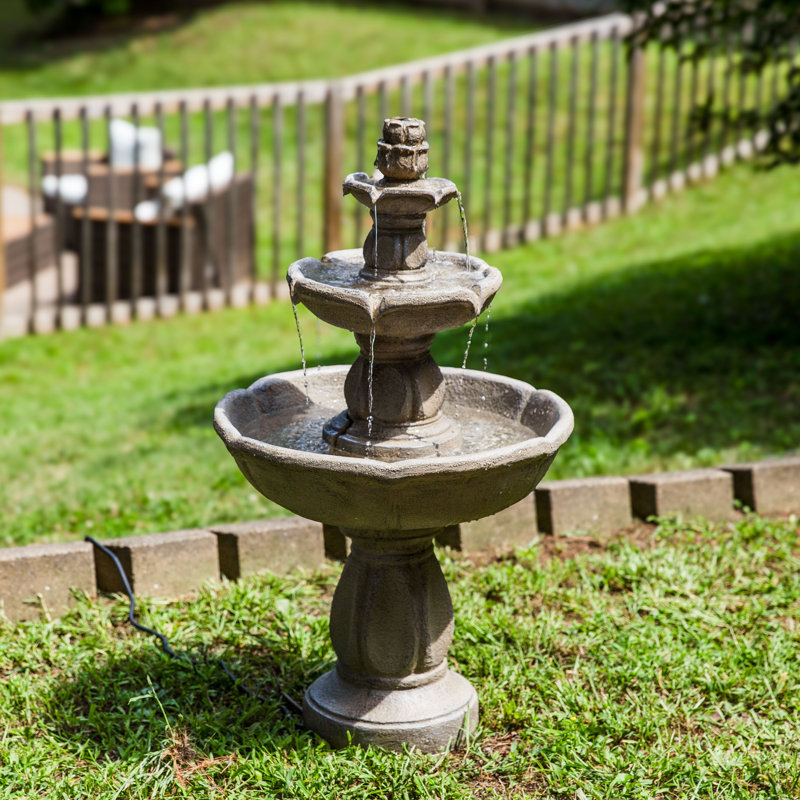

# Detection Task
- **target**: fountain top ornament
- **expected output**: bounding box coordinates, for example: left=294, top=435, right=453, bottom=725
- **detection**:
left=214, top=117, right=573, bottom=752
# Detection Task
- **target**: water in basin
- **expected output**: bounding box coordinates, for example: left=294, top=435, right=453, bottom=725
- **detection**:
left=241, top=396, right=537, bottom=458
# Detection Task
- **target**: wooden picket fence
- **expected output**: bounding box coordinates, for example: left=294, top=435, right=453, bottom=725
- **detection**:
left=0, top=12, right=788, bottom=337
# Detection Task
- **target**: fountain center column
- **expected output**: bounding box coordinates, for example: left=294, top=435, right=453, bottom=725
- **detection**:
left=324, top=332, right=462, bottom=460
left=330, top=530, right=453, bottom=687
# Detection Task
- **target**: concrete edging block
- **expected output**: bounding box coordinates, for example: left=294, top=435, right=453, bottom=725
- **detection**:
left=210, top=517, right=325, bottom=579
left=721, top=456, right=800, bottom=514
left=93, top=529, right=219, bottom=597
left=325, top=497, right=536, bottom=558
left=535, top=476, right=632, bottom=535
left=629, top=468, right=734, bottom=521
left=0, top=541, right=95, bottom=621
left=456, top=495, right=538, bottom=553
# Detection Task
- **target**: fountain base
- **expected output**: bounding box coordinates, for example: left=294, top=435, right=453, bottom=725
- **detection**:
left=303, top=668, right=478, bottom=752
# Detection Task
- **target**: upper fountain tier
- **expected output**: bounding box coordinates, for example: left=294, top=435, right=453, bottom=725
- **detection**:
left=344, top=116, right=459, bottom=279
left=286, top=117, right=501, bottom=459
left=288, top=116, right=501, bottom=340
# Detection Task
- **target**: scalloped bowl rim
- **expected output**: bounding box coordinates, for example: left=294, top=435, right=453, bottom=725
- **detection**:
left=214, top=365, right=574, bottom=482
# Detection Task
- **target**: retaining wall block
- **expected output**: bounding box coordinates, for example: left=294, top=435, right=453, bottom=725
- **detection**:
left=535, top=476, right=632, bottom=535
left=721, top=456, right=800, bottom=514
left=0, top=541, right=95, bottom=622
left=210, top=517, right=325, bottom=579
left=444, top=495, right=538, bottom=554
left=94, top=529, right=219, bottom=597
left=628, top=469, right=735, bottom=521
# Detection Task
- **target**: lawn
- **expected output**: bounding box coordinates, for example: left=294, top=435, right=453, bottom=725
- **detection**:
left=0, top=1, right=528, bottom=100
left=1, top=512, right=798, bottom=798
left=1, top=160, right=798, bottom=548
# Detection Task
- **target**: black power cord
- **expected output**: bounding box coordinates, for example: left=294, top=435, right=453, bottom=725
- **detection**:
left=85, top=535, right=304, bottom=722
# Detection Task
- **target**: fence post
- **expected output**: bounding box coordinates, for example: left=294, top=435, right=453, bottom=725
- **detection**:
left=622, top=32, right=646, bottom=213
left=323, top=83, right=344, bottom=254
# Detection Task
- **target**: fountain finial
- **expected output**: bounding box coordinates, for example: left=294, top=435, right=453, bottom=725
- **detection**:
left=375, top=117, right=429, bottom=180
left=343, top=116, right=459, bottom=276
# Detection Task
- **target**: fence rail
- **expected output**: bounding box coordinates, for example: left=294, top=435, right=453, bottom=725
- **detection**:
left=0, top=12, right=789, bottom=337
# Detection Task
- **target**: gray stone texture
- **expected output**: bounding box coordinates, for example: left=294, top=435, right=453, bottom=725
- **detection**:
left=323, top=525, right=350, bottom=561
left=721, top=456, right=800, bottom=514
left=93, top=529, right=219, bottom=597
left=0, top=541, right=95, bottom=621
left=535, top=476, right=632, bottom=535
left=629, top=469, right=734, bottom=521
left=210, top=516, right=324, bottom=579
left=214, top=117, right=575, bottom=754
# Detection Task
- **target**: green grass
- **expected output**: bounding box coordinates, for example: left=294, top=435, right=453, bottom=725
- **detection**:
left=1, top=160, right=798, bottom=548
left=0, top=1, right=527, bottom=100
left=1, top=512, right=799, bottom=797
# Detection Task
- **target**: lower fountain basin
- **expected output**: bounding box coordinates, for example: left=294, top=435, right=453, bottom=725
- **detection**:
left=214, top=366, right=573, bottom=531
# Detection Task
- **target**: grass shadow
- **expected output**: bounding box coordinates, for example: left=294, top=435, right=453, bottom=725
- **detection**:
left=163, top=228, right=799, bottom=475
left=435, top=228, right=800, bottom=474
left=43, top=599, right=333, bottom=768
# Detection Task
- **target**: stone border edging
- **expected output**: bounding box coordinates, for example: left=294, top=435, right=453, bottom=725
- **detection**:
left=1, top=456, right=798, bottom=623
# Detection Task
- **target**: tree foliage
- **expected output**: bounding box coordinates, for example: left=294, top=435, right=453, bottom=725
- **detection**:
left=623, top=0, right=800, bottom=166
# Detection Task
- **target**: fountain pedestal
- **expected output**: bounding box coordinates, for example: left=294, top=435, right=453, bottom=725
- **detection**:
left=304, top=528, right=477, bottom=751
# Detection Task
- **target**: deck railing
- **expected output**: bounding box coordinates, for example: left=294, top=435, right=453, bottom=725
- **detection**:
left=0, top=12, right=790, bottom=337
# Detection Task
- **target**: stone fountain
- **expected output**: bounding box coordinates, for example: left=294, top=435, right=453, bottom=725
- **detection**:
left=214, top=117, right=573, bottom=752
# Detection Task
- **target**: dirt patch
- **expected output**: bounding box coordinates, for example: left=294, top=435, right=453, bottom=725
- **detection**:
left=461, top=520, right=659, bottom=567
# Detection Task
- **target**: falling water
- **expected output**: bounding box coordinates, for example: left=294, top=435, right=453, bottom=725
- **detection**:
left=315, top=317, right=323, bottom=372
left=482, top=303, right=492, bottom=371
left=372, top=202, right=379, bottom=276
left=455, top=190, right=471, bottom=271
left=291, top=300, right=310, bottom=404
left=461, top=315, right=479, bottom=370
left=366, top=325, right=377, bottom=457
left=457, top=190, right=480, bottom=370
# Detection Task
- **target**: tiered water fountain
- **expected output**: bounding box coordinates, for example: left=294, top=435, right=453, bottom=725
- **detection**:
left=215, top=118, right=573, bottom=752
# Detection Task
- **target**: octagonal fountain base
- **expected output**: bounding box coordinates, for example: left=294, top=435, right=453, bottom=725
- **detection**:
left=304, top=668, right=478, bottom=752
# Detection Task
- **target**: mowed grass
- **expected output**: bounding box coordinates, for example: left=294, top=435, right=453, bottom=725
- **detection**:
left=0, top=1, right=527, bottom=99
left=1, top=161, right=798, bottom=548
left=1, top=513, right=799, bottom=798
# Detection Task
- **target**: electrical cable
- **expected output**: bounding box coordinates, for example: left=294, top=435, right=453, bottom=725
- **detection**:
left=85, top=535, right=304, bottom=721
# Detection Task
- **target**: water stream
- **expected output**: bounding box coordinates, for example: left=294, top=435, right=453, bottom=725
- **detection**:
left=372, top=202, right=379, bottom=276
left=366, top=325, right=377, bottom=458
left=291, top=300, right=310, bottom=404
left=455, top=190, right=471, bottom=272
left=461, top=316, right=479, bottom=370
left=482, top=303, right=492, bottom=372
left=315, top=317, right=323, bottom=372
